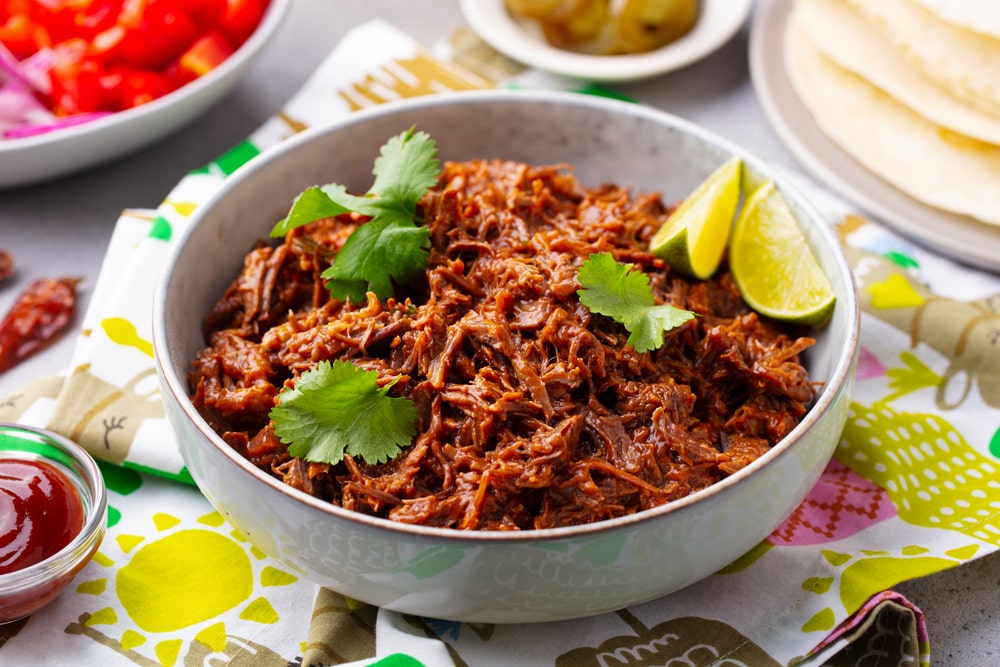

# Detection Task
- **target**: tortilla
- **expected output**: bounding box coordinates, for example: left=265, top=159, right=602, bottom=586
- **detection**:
left=784, top=13, right=1000, bottom=225
left=794, top=0, right=1000, bottom=145
left=911, top=0, right=1000, bottom=39
left=843, top=0, right=1000, bottom=119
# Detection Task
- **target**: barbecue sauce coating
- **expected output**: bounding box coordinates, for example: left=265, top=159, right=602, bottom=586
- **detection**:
left=190, top=160, right=817, bottom=529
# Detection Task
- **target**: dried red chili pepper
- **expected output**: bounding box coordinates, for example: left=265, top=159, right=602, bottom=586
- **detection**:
left=0, top=277, right=80, bottom=373
left=0, top=251, right=12, bottom=283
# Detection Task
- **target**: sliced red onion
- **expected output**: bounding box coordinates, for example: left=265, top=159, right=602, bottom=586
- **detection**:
left=2, top=111, right=113, bottom=139
left=19, top=48, right=55, bottom=94
left=0, top=42, right=32, bottom=89
left=0, top=19, right=116, bottom=140
left=0, top=81, right=53, bottom=130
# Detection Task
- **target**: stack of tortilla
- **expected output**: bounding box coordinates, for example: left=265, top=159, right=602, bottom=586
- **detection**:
left=784, top=0, right=1000, bottom=226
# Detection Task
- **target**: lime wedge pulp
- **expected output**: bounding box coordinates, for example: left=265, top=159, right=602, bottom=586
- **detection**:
left=649, top=155, right=742, bottom=279
left=729, top=180, right=836, bottom=326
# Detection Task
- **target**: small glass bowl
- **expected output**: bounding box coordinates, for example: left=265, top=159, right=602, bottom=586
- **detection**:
left=0, top=423, right=107, bottom=624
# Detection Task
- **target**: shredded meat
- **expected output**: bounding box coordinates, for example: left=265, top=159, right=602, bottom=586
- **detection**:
left=190, top=159, right=818, bottom=530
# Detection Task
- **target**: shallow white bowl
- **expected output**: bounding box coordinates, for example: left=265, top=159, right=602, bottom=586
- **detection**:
left=0, top=0, right=290, bottom=188
left=460, top=0, right=751, bottom=82
left=153, top=90, right=859, bottom=623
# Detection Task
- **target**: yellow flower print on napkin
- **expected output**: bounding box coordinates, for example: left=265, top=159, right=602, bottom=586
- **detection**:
left=68, top=510, right=301, bottom=666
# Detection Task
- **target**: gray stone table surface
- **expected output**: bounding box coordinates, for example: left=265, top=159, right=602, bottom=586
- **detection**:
left=0, top=1, right=996, bottom=664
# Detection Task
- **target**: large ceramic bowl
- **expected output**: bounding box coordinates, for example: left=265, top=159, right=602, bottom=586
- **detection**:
left=0, top=0, right=291, bottom=188
left=153, top=90, right=859, bottom=623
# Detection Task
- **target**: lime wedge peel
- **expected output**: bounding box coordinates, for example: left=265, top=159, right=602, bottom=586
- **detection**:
left=649, top=155, right=742, bottom=279
left=648, top=157, right=836, bottom=326
left=729, top=180, right=836, bottom=326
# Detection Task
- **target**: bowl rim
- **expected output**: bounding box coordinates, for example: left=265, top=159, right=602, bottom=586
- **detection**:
left=0, top=0, right=292, bottom=155
left=154, top=88, right=860, bottom=544
left=0, top=422, right=107, bottom=590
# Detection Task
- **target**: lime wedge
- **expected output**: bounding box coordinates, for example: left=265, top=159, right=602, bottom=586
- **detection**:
left=730, top=180, right=836, bottom=326
left=650, top=155, right=742, bottom=279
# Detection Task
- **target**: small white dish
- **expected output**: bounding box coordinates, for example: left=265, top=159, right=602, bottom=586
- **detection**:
left=0, top=0, right=291, bottom=189
left=459, top=0, right=751, bottom=83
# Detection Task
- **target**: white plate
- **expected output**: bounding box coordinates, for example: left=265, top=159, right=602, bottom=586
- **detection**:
left=460, top=0, right=751, bottom=83
left=749, top=0, right=1000, bottom=273
left=0, top=0, right=291, bottom=189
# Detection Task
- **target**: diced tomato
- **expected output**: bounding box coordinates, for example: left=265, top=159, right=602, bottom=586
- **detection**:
left=96, top=66, right=124, bottom=103
left=75, top=0, right=125, bottom=39
left=219, top=0, right=265, bottom=46
left=26, top=3, right=72, bottom=46
left=178, top=0, right=227, bottom=30
left=0, top=1, right=28, bottom=24
left=116, top=1, right=201, bottom=70
left=49, top=40, right=105, bottom=114
left=99, top=65, right=172, bottom=109
left=177, top=29, right=233, bottom=78
left=51, top=64, right=105, bottom=116
left=159, top=58, right=195, bottom=90
left=50, top=37, right=91, bottom=68
left=116, top=68, right=171, bottom=107
left=0, top=13, right=38, bottom=60
left=89, top=23, right=124, bottom=60
left=116, top=0, right=148, bottom=29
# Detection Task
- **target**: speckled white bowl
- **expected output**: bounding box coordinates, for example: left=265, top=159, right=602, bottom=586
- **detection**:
left=153, top=90, right=859, bottom=623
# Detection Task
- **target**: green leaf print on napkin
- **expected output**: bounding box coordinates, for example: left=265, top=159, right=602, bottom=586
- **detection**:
left=882, top=352, right=941, bottom=404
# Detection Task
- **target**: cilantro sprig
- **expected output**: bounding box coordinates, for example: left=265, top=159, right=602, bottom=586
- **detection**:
left=270, top=360, right=418, bottom=465
left=269, top=128, right=441, bottom=303
left=577, top=253, right=695, bottom=353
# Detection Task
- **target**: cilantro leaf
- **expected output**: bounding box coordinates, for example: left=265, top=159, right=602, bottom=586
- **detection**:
left=270, top=186, right=354, bottom=237
left=577, top=252, right=696, bottom=353
left=319, top=183, right=375, bottom=215
left=270, top=360, right=418, bottom=465
left=368, top=127, right=442, bottom=222
left=268, top=128, right=440, bottom=300
left=322, top=217, right=430, bottom=303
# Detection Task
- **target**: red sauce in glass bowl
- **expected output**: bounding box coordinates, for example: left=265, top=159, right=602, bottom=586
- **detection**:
left=0, top=458, right=84, bottom=575
left=0, top=424, right=105, bottom=624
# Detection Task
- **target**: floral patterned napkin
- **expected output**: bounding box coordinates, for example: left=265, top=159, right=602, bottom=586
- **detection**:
left=3, top=19, right=1000, bottom=667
